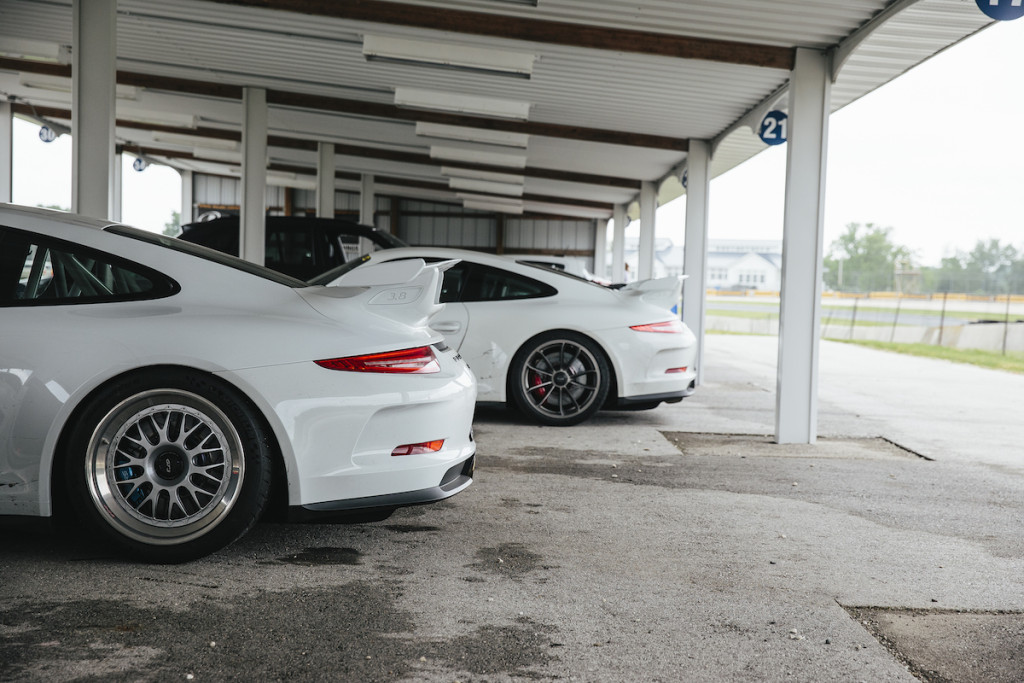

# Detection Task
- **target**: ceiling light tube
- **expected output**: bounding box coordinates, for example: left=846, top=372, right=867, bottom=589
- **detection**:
left=417, top=122, right=529, bottom=148
left=456, top=193, right=524, bottom=206
left=449, top=178, right=524, bottom=196
left=190, top=147, right=243, bottom=163
left=441, top=167, right=526, bottom=185
left=396, top=87, right=531, bottom=120
left=430, top=145, right=526, bottom=168
left=157, top=133, right=238, bottom=150
left=463, top=199, right=525, bottom=215
left=364, top=35, right=534, bottom=79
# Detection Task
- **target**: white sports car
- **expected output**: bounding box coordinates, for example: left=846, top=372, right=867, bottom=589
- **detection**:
left=317, top=247, right=697, bottom=426
left=0, top=205, right=476, bottom=562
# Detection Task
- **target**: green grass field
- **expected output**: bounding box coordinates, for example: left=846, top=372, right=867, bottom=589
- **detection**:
left=828, top=340, right=1024, bottom=374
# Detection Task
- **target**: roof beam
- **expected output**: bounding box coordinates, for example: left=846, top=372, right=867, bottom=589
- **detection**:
left=1, top=57, right=687, bottom=151
left=11, top=102, right=643, bottom=190
left=208, top=0, right=795, bottom=70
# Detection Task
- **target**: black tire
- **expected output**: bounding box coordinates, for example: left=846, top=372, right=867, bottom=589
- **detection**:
left=65, top=369, right=273, bottom=563
left=509, top=331, right=611, bottom=426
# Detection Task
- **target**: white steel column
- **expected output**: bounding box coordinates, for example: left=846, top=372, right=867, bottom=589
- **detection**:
left=111, top=148, right=122, bottom=221
left=359, top=173, right=375, bottom=226
left=240, top=87, right=267, bottom=265
left=638, top=181, right=657, bottom=280
left=593, top=217, right=609, bottom=279
left=317, top=142, right=336, bottom=218
left=180, top=170, right=193, bottom=224
left=611, top=204, right=626, bottom=282
left=775, top=48, right=831, bottom=444
left=683, top=140, right=711, bottom=385
left=71, top=0, right=117, bottom=219
left=0, top=99, right=12, bottom=203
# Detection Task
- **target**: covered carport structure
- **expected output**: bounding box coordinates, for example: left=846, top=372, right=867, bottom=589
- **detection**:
left=0, top=0, right=1002, bottom=444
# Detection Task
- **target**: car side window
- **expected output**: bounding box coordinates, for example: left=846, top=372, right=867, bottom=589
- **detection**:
left=0, top=226, right=176, bottom=307
left=458, top=263, right=556, bottom=303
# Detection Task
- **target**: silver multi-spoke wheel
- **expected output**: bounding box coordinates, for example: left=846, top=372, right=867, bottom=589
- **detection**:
left=512, top=333, right=610, bottom=426
left=85, top=389, right=245, bottom=547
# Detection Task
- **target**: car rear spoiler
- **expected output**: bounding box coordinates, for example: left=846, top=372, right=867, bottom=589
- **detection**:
left=302, top=258, right=459, bottom=329
left=617, top=275, right=687, bottom=310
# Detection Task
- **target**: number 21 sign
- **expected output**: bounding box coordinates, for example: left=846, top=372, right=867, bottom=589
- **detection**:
left=976, top=0, right=1024, bottom=20
left=759, top=110, right=788, bottom=146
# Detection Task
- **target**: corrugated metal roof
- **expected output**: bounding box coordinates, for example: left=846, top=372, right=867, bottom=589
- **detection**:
left=0, top=0, right=998, bottom=218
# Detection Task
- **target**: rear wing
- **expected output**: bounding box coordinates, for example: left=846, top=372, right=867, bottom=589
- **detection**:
left=302, top=258, right=458, bottom=328
left=617, top=275, right=686, bottom=310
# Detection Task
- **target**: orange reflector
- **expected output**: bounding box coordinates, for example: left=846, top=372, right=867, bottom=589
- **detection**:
left=391, top=439, right=445, bottom=457
left=666, top=367, right=688, bottom=374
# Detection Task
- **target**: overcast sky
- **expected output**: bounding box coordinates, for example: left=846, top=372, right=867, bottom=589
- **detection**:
left=10, top=18, right=1024, bottom=267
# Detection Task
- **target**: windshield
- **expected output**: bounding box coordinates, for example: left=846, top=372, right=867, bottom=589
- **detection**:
left=108, top=225, right=309, bottom=287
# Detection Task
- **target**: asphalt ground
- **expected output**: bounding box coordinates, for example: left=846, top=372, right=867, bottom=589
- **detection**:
left=2, top=335, right=1023, bottom=682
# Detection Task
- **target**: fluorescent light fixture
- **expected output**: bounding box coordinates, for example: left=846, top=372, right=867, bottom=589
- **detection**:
left=463, top=199, right=525, bottom=215
left=119, top=110, right=197, bottom=128
left=395, top=87, right=530, bottom=120
left=523, top=202, right=612, bottom=219
left=0, top=38, right=64, bottom=61
left=488, top=0, right=539, bottom=6
left=156, top=133, right=238, bottom=150
left=441, top=167, right=525, bottom=185
left=416, top=122, right=529, bottom=148
left=190, top=147, right=242, bottom=163
left=364, top=35, right=534, bottom=79
left=449, top=177, right=524, bottom=197
left=19, top=73, right=138, bottom=99
left=430, top=145, right=526, bottom=168
left=456, top=192, right=523, bottom=206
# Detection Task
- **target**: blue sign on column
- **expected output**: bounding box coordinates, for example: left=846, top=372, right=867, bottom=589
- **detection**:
left=38, top=126, right=57, bottom=143
left=976, top=0, right=1024, bottom=20
left=759, top=110, right=788, bottom=146
left=133, top=157, right=148, bottom=172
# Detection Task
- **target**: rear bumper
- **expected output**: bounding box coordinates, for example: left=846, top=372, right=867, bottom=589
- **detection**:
left=290, top=453, right=475, bottom=520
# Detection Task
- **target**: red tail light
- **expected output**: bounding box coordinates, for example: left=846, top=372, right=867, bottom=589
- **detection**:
left=392, top=439, right=445, bottom=456
left=630, top=320, right=684, bottom=334
left=315, top=346, right=440, bottom=374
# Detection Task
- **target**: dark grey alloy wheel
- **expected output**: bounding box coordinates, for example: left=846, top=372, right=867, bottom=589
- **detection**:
left=510, top=331, right=611, bottom=426
left=67, top=370, right=272, bottom=563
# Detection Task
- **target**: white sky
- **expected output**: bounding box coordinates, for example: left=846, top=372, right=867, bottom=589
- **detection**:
left=9, top=18, right=1024, bottom=266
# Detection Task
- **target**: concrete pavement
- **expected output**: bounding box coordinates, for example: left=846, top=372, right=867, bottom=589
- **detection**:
left=2, top=334, right=1023, bottom=682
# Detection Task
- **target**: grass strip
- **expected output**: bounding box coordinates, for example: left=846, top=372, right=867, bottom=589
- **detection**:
left=829, top=339, right=1024, bottom=374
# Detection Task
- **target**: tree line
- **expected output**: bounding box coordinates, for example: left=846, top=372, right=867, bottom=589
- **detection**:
left=822, top=223, right=1024, bottom=296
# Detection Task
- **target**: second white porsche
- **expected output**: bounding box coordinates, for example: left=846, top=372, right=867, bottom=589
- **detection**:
left=318, top=247, right=697, bottom=426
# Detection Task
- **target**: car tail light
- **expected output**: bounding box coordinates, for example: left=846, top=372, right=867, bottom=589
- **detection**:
left=315, top=346, right=440, bottom=373
left=630, top=320, right=684, bottom=333
left=391, top=439, right=445, bottom=456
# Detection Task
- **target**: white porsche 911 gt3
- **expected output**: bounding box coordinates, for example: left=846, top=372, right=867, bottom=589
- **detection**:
left=0, top=205, right=476, bottom=563
left=317, top=247, right=697, bottom=426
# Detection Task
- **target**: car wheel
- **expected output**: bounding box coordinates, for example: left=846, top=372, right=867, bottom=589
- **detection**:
left=66, top=369, right=273, bottom=563
left=509, top=331, right=611, bottom=426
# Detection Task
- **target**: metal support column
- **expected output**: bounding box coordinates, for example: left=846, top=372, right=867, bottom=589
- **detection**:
left=0, top=99, right=12, bottom=203
left=111, top=148, right=122, bottom=221
left=359, top=173, right=375, bottom=227
left=180, top=170, right=193, bottom=224
left=592, top=218, right=608, bottom=279
left=317, top=142, right=335, bottom=218
left=775, top=48, right=832, bottom=444
left=71, top=0, right=116, bottom=219
left=638, top=181, right=657, bottom=280
left=611, top=204, right=626, bottom=282
left=683, top=140, right=711, bottom=385
left=240, top=87, right=267, bottom=265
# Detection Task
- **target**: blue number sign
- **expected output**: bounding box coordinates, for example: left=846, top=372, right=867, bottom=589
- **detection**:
left=681, top=169, right=688, bottom=189
left=759, top=110, right=788, bottom=146
left=38, top=125, right=57, bottom=143
left=133, top=157, right=148, bottom=172
left=976, top=0, right=1024, bottom=21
